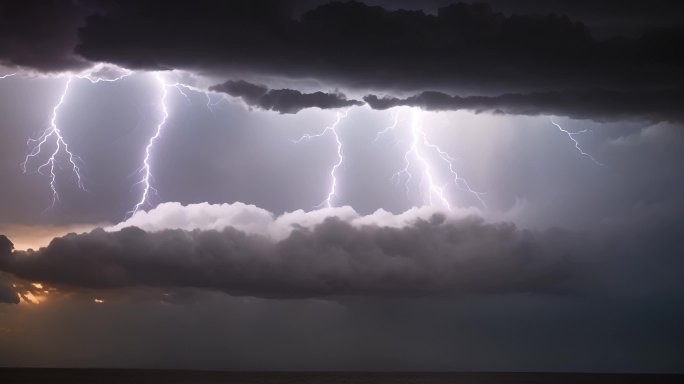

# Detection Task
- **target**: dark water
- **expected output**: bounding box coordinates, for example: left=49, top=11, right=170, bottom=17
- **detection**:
left=0, top=369, right=681, bottom=384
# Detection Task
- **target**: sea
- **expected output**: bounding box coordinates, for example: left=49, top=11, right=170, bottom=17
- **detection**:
left=1, top=370, right=683, bottom=384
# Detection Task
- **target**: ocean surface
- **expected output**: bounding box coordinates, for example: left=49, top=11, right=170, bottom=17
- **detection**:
left=0, top=370, right=682, bottom=384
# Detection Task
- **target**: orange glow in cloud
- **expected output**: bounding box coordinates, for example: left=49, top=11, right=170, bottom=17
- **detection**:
left=21, top=291, right=43, bottom=304
left=0, top=223, right=103, bottom=251
left=94, top=299, right=104, bottom=304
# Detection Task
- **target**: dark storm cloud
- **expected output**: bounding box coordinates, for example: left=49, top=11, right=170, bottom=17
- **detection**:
left=0, top=215, right=588, bottom=298
left=368, top=0, right=684, bottom=38
left=70, top=0, right=684, bottom=122
left=4, top=1, right=683, bottom=121
left=0, top=282, right=19, bottom=304
left=73, top=1, right=683, bottom=94
left=364, top=88, right=684, bottom=123
left=0, top=235, right=13, bottom=255
left=0, top=0, right=91, bottom=72
left=0, top=237, right=18, bottom=304
left=211, top=80, right=363, bottom=114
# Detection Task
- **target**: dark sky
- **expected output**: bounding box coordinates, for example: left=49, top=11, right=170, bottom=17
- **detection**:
left=0, top=0, right=683, bottom=373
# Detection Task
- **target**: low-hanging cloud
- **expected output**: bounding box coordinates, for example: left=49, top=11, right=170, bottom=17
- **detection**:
left=364, top=89, right=684, bottom=123
left=0, top=202, right=588, bottom=299
left=210, top=80, right=363, bottom=114
left=212, top=81, right=684, bottom=122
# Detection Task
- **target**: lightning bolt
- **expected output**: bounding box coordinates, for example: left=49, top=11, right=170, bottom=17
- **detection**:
left=21, top=76, right=85, bottom=209
left=129, top=73, right=170, bottom=216
left=11, top=64, right=489, bottom=216
left=20, top=65, right=133, bottom=210
left=392, top=109, right=450, bottom=208
left=391, top=108, right=486, bottom=209
left=550, top=118, right=603, bottom=166
left=77, top=63, right=133, bottom=84
left=294, top=110, right=349, bottom=208
left=0, top=73, right=16, bottom=79
left=163, top=76, right=229, bottom=113
left=128, top=74, right=229, bottom=216
left=373, top=111, right=399, bottom=143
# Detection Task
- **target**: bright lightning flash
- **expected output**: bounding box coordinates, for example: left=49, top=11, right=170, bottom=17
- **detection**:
left=129, top=73, right=229, bottom=216
left=165, top=81, right=227, bottom=113
left=20, top=64, right=133, bottom=209
left=550, top=118, right=603, bottom=166
left=373, top=112, right=399, bottom=143
left=294, top=110, right=350, bottom=208
left=130, top=74, right=170, bottom=216
left=389, top=108, right=486, bottom=209
left=21, top=77, right=84, bottom=208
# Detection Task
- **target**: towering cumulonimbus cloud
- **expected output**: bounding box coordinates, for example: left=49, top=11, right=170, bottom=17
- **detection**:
left=0, top=202, right=592, bottom=299
left=210, top=80, right=363, bottom=114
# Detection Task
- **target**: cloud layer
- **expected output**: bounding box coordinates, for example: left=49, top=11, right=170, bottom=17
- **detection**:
left=3, top=1, right=683, bottom=122
left=0, top=0, right=90, bottom=72
left=73, top=1, right=683, bottom=94
left=0, top=282, right=19, bottom=304
left=211, top=80, right=362, bottom=114
left=364, top=89, right=684, bottom=123
left=0, top=203, right=587, bottom=299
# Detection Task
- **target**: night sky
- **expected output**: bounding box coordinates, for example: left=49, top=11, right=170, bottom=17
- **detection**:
left=0, top=0, right=683, bottom=372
